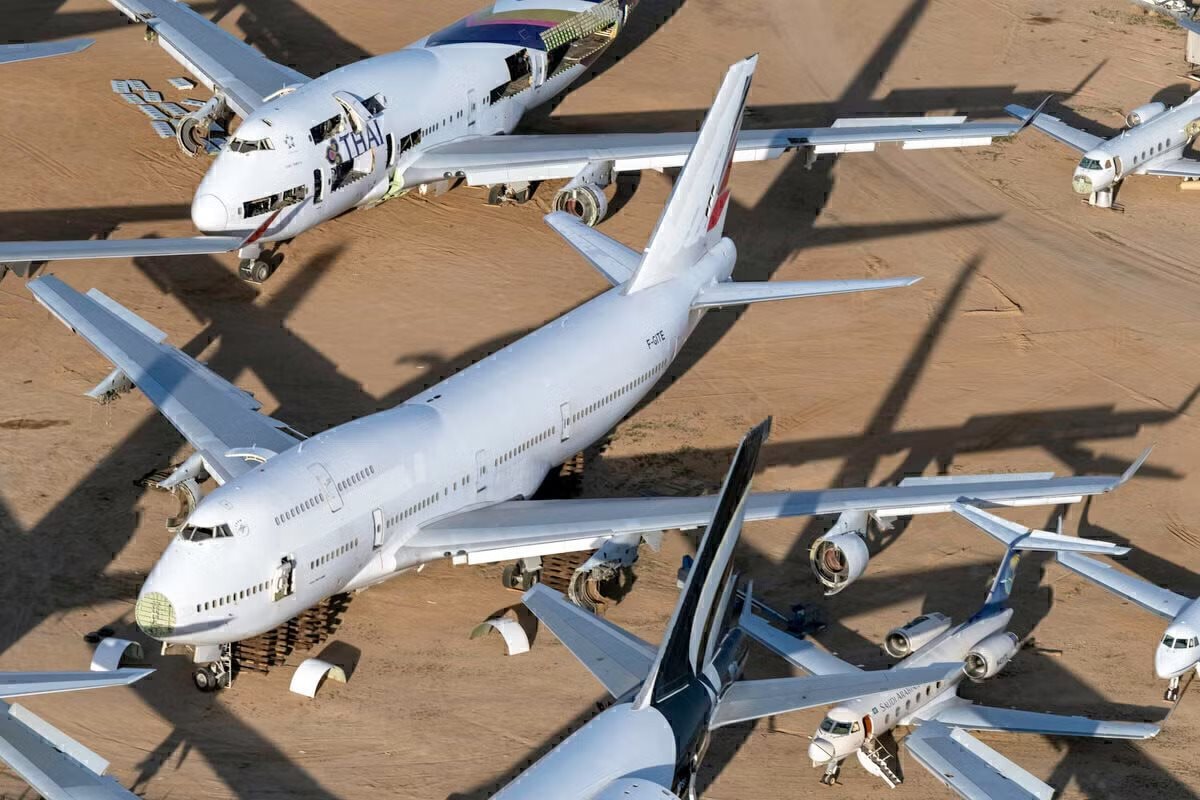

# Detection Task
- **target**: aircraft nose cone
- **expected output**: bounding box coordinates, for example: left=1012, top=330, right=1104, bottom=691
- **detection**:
left=134, top=589, right=177, bottom=640
left=1155, top=646, right=1177, bottom=679
left=1071, top=173, right=1093, bottom=195
left=192, top=193, right=229, bottom=232
left=808, top=738, right=835, bottom=764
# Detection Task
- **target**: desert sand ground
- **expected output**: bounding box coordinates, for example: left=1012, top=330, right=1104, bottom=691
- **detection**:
left=2, top=0, right=1200, bottom=797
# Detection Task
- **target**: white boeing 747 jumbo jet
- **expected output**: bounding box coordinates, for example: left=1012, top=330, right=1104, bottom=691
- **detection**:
left=743, top=503, right=1158, bottom=799
left=494, top=420, right=963, bottom=800
left=31, top=58, right=1135, bottom=692
left=1058, top=551, right=1200, bottom=702
left=0, top=0, right=1026, bottom=283
left=0, top=668, right=151, bottom=800
left=1008, top=94, right=1200, bottom=208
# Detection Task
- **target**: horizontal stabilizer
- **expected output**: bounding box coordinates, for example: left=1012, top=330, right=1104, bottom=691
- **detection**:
left=739, top=608, right=859, bottom=676
left=0, top=39, right=93, bottom=66
left=906, top=720, right=1053, bottom=800
left=522, top=583, right=655, bottom=699
left=950, top=503, right=1130, bottom=556
left=710, top=663, right=959, bottom=729
left=690, top=277, right=920, bottom=309
left=0, top=701, right=139, bottom=800
left=1056, top=552, right=1189, bottom=619
left=930, top=702, right=1159, bottom=740
left=0, top=669, right=152, bottom=700
left=544, top=212, right=639, bottom=286
left=0, top=235, right=244, bottom=268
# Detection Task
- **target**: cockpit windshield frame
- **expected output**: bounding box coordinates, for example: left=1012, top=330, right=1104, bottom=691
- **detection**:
left=180, top=523, right=234, bottom=542
left=1078, top=157, right=1103, bottom=170
left=229, top=137, right=275, bottom=154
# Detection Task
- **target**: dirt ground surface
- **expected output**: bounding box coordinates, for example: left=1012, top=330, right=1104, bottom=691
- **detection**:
left=2, top=0, right=1200, bottom=797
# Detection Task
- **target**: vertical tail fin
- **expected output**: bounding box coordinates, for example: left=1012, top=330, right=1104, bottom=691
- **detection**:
left=635, top=417, right=770, bottom=708
left=625, top=56, right=757, bottom=294
left=981, top=545, right=1022, bottom=611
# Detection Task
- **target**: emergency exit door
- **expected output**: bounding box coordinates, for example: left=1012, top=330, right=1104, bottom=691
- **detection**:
left=372, top=508, right=384, bottom=549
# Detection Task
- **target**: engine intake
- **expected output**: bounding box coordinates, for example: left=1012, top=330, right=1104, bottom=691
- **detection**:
left=809, top=510, right=870, bottom=595
left=964, top=631, right=1019, bottom=681
left=883, top=612, right=952, bottom=658
left=1127, top=102, right=1166, bottom=127
left=552, top=181, right=608, bottom=227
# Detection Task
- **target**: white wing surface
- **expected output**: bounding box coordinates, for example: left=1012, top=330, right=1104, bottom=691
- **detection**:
left=905, top=721, right=1054, bottom=800
left=0, top=39, right=92, bottom=66
left=1144, top=158, right=1200, bottom=178
left=1005, top=104, right=1103, bottom=153
left=738, top=611, right=861, bottom=676
left=0, top=670, right=151, bottom=699
left=927, top=701, right=1160, bottom=740
left=1056, top=551, right=1190, bottom=619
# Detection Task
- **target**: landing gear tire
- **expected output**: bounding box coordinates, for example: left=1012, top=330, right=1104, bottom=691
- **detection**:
left=238, top=258, right=273, bottom=284
left=1167, top=676, right=1181, bottom=702
left=501, top=562, right=537, bottom=592
left=192, top=666, right=219, bottom=693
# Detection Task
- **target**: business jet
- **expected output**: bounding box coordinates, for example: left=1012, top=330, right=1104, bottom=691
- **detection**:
left=0, top=667, right=151, bottom=800
left=744, top=502, right=1158, bottom=798
left=1008, top=93, right=1200, bottom=208
left=0, top=0, right=1027, bottom=283
left=493, top=419, right=962, bottom=800
left=30, top=57, right=1133, bottom=693
left=1058, top=551, right=1200, bottom=702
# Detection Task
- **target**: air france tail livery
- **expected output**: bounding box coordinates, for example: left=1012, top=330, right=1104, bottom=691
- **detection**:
left=30, top=58, right=1134, bottom=692
left=743, top=503, right=1157, bottom=800
left=1058, top=549, right=1200, bottom=702
left=1, top=0, right=1023, bottom=283
left=494, top=420, right=962, bottom=800
left=1009, top=92, right=1200, bottom=208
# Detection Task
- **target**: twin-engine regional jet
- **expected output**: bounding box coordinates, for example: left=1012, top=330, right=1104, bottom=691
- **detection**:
left=0, top=0, right=1025, bottom=283
left=1058, top=550, right=1200, bottom=702
left=744, top=506, right=1158, bottom=799
left=29, top=58, right=1134, bottom=693
left=0, top=668, right=151, bottom=800
left=1008, top=93, right=1200, bottom=208
left=494, top=420, right=962, bottom=800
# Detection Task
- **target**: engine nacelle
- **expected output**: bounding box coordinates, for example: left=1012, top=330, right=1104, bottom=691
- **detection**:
left=176, top=95, right=232, bottom=157
left=1127, top=102, right=1166, bottom=127
left=552, top=181, right=609, bottom=227
left=964, top=631, right=1019, bottom=681
left=809, top=510, right=870, bottom=595
left=883, top=612, right=953, bottom=658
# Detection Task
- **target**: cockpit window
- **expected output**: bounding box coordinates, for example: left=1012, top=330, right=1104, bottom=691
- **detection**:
left=1079, top=157, right=1103, bottom=170
left=818, top=717, right=854, bottom=736
left=180, top=523, right=233, bottom=542
left=1164, top=635, right=1175, bottom=647
left=1175, top=637, right=1196, bottom=649
left=229, top=137, right=274, bottom=153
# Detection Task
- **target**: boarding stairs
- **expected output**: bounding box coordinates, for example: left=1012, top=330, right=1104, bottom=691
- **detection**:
left=859, top=738, right=902, bottom=788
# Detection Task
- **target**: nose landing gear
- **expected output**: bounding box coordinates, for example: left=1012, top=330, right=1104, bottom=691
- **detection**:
left=237, top=244, right=283, bottom=284
left=192, top=644, right=233, bottom=693
left=819, top=761, right=841, bottom=786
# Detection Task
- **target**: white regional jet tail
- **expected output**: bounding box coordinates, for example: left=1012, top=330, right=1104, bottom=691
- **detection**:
left=0, top=668, right=152, bottom=800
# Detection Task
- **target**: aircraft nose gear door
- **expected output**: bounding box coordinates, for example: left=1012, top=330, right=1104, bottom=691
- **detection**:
left=372, top=508, right=384, bottom=549
left=273, top=555, right=296, bottom=601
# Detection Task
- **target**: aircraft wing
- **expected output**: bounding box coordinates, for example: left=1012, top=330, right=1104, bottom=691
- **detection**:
left=404, top=118, right=1019, bottom=186
left=1056, top=551, right=1190, bottom=619
left=0, top=669, right=152, bottom=699
left=1144, top=158, right=1200, bottom=178
left=405, top=461, right=1140, bottom=566
left=522, top=583, right=655, bottom=699
left=1004, top=105, right=1103, bottom=153
left=904, top=720, right=1054, bottom=800
left=950, top=502, right=1131, bottom=555
left=107, top=0, right=310, bottom=118
left=710, top=663, right=959, bottom=729
left=545, top=212, right=639, bottom=286
left=738, top=610, right=861, bottom=676
left=28, top=275, right=303, bottom=485
left=926, top=700, right=1160, bottom=739
left=0, top=235, right=245, bottom=275
left=0, top=39, right=93, bottom=66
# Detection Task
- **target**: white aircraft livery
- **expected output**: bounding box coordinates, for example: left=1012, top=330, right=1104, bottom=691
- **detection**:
left=494, top=419, right=962, bottom=800
left=1058, top=550, right=1200, bottom=702
left=743, top=503, right=1159, bottom=800
left=0, top=0, right=1025, bottom=283
left=0, top=38, right=92, bottom=66
left=0, top=667, right=151, bottom=800
left=31, top=58, right=1138, bottom=692
left=1008, top=93, right=1200, bottom=208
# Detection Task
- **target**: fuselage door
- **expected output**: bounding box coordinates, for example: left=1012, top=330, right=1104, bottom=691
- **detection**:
left=467, top=88, right=478, bottom=128
left=372, top=508, right=385, bottom=549
left=309, top=463, right=343, bottom=512
left=560, top=402, right=571, bottom=441
left=475, top=448, right=488, bottom=492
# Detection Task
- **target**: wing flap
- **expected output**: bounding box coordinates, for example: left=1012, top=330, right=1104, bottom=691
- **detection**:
left=522, top=584, right=654, bottom=699
left=710, top=664, right=959, bottom=729
left=108, top=0, right=309, bottom=117
left=931, top=703, right=1159, bottom=739
left=1056, top=552, right=1188, bottom=619
left=28, top=276, right=301, bottom=484
left=905, top=721, right=1053, bottom=800
left=1004, top=104, right=1103, bottom=153
left=0, top=701, right=139, bottom=800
